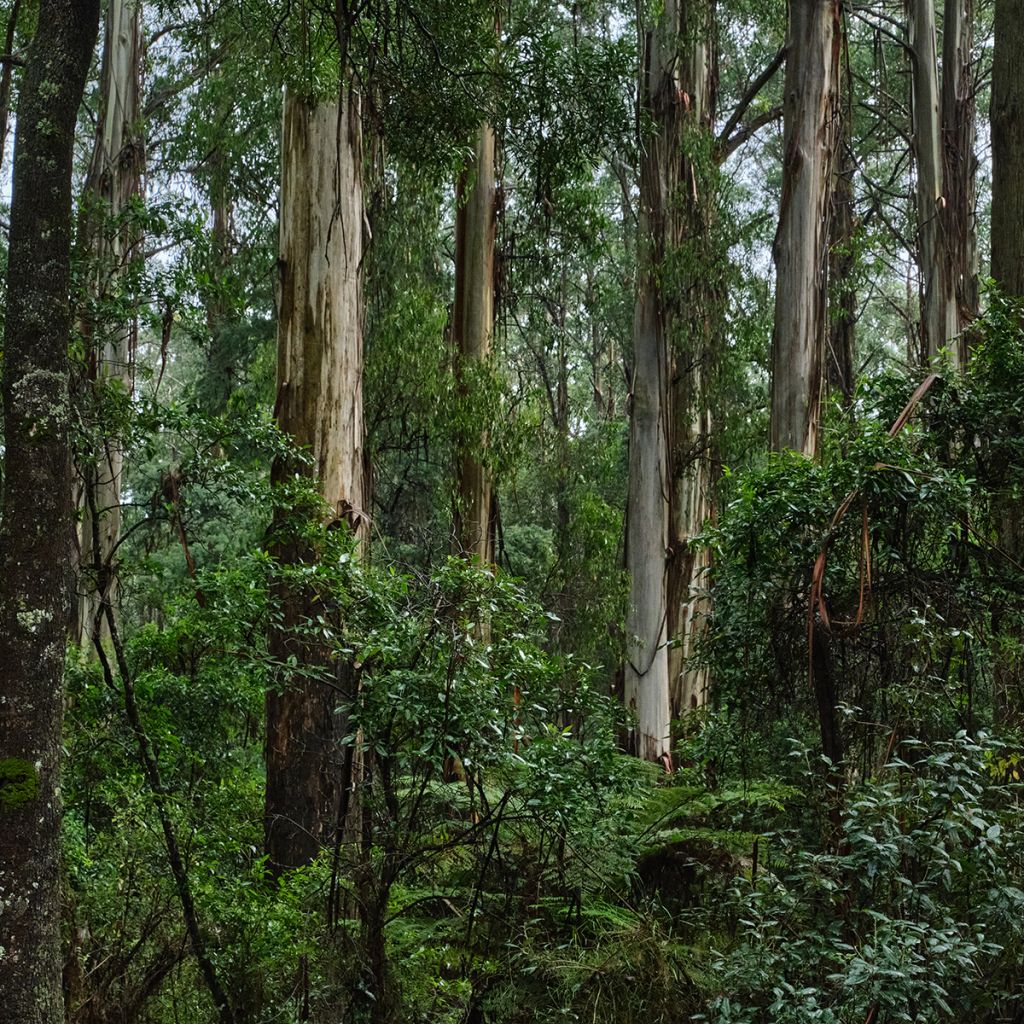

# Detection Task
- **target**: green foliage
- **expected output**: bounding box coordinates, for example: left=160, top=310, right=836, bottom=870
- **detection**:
left=703, top=734, right=1024, bottom=1024
left=0, top=757, right=39, bottom=811
left=3, top=0, right=1017, bottom=1019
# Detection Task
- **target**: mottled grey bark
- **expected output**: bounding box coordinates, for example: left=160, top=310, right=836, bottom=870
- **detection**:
left=0, top=1, right=100, bottom=1020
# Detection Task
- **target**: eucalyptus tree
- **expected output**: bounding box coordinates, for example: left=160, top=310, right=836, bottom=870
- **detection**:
left=626, top=0, right=721, bottom=761
left=263, top=0, right=496, bottom=870
left=265, top=6, right=367, bottom=871
left=770, top=0, right=840, bottom=456
left=905, top=0, right=980, bottom=366
left=76, top=0, right=145, bottom=645
left=0, top=0, right=101, bottom=1017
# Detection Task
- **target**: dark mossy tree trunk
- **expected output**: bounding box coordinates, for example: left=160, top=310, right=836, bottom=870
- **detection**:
left=0, top=0, right=100, bottom=1020
left=990, top=0, right=1024, bottom=723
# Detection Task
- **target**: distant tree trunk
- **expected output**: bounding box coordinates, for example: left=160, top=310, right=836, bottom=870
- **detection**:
left=827, top=87, right=857, bottom=405
left=76, top=0, right=144, bottom=645
left=586, top=273, right=616, bottom=421
left=666, top=0, right=718, bottom=718
left=200, top=144, right=236, bottom=410
left=990, top=0, right=1024, bottom=723
left=0, top=1, right=100, bottom=1020
left=941, top=0, right=977, bottom=361
left=266, top=85, right=366, bottom=872
left=453, top=123, right=497, bottom=564
left=909, top=0, right=958, bottom=364
left=771, top=0, right=839, bottom=456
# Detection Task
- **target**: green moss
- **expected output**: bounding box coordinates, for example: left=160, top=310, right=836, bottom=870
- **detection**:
left=0, top=758, right=40, bottom=812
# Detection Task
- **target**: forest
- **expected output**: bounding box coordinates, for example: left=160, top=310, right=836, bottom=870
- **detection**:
left=1, top=0, right=1023, bottom=1020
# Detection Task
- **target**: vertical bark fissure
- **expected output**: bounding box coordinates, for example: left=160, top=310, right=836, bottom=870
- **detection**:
left=266, top=85, right=366, bottom=872
left=0, top=1, right=100, bottom=1020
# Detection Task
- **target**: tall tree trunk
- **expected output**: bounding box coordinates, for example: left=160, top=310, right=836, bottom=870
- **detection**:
left=771, top=0, right=840, bottom=456
left=909, top=0, right=958, bottom=364
left=666, top=0, right=718, bottom=718
left=990, top=0, right=1024, bottom=723
left=266, top=86, right=366, bottom=872
left=941, top=0, right=977, bottom=361
left=453, top=124, right=497, bottom=564
left=0, top=1, right=100, bottom=1020
left=625, top=1, right=683, bottom=764
left=76, top=0, right=144, bottom=645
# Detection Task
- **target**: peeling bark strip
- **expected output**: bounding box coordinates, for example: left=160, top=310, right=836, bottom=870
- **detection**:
left=453, top=123, right=497, bottom=564
left=770, top=0, right=840, bottom=457
left=266, top=86, right=366, bottom=872
left=76, top=0, right=144, bottom=645
left=0, top=0, right=101, bottom=1020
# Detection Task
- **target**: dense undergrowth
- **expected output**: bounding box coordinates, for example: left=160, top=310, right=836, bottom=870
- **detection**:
left=62, top=306, right=1024, bottom=1023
